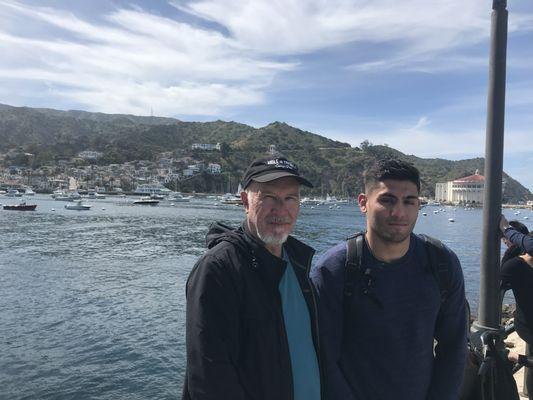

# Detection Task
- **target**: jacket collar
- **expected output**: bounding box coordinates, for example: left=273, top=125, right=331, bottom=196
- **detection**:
left=240, top=220, right=315, bottom=287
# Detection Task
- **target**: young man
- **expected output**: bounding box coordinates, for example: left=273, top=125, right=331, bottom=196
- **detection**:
left=311, top=159, right=467, bottom=400
left=183, top=156, right=323, bottom=400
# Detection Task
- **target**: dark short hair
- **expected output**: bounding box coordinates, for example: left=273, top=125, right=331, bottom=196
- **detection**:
left=363, top=159, right=420, bottom=193
left=509, top=220, right=529, bottom=235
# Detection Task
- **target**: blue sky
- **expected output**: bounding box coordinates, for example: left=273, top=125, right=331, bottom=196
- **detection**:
left=1, top=0, right=532, bottom=191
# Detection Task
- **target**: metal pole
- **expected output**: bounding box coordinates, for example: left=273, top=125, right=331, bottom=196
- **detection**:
left=475, top=0, right=508, bottom=333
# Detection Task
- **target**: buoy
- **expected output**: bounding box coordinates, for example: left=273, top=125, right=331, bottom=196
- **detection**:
left=102, top=207, right=105, bottom=210
left=51, top=208, right=55, bottom=211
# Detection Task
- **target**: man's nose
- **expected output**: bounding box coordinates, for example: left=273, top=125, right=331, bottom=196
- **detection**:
left=390, top=203, right=408, bottom=218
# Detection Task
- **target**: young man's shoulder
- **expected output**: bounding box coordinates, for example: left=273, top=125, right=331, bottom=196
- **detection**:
left=412, top=233, right=462, bottom=266
left=314, top=241, right=347, bottom=269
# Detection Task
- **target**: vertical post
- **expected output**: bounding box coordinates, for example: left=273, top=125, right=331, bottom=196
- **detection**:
left=524, top=343, right=531, bottom=396
left=476, top=0, right=508, bottom=330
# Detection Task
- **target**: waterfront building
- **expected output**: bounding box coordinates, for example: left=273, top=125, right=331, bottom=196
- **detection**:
left=435, top=170, right=485, bottom=205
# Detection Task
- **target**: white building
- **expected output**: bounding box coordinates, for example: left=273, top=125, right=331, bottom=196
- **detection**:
left=191, top=143, right=221, bottom=151
left=78, top=151, right=103, bottom=160
left=435, top=170, right=485, bottom=205
left=207, top=163, right=221, bottom=174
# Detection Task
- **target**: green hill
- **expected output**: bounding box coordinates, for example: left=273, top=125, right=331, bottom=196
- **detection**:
left=0, top=103, right=530, bottom=202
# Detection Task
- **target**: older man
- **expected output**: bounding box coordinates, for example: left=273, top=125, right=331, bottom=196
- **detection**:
left=182, top=156, right=323, bottom=400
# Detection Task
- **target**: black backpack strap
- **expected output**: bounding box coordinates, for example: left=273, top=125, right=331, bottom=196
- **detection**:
left=344, top=232, right=365, bottom=299
left=419, top=234, right=451, bottom=304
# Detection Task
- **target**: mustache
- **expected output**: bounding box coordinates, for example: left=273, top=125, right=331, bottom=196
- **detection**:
left=266, top=216, right=292, bottom=224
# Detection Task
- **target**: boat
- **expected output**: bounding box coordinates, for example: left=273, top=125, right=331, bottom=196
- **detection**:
left=220, top=192, right=243, bottom=205
left=5, top=189, right=23, bottom=197
left=168, top=192, right=192, bottom=202
left=220, top=184, right=243, bottom=205
left=23, top=187, right=36, bottom=196
left=150, top=193, right=165, bottom=200
left=54, top=191, right=82, bottom=201
left=3, top=202, right=37, bottom=211
left=87, top=191, right=106, bottom=199
left=133, top=196, right=159, bottom=205
left=64, top=201, right=92, bottom=210
left=325, top=194, right=338, bottom=204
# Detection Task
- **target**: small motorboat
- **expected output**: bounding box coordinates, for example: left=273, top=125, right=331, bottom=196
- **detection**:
left=5, top=189, right=23, bottom=197
left=64, top=200, right=92, bottom=210
left=133, top=196, right=159, bottom=205
left=3, top=202, right=37, bottom=211
left=168, top=192, right=192, bottom=202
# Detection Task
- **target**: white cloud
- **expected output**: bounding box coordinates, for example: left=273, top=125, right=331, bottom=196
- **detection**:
left=0, top=1, right=296, bottom=115
left=177, top=0, right=490, bottom=55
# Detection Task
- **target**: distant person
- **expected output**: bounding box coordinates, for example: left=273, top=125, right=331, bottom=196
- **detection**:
left=501, top=219, right=530, bottom=264
left=501, top=215, right=533, bottom=255
left=182, top=156, right=323, bottom=400
left=311, top=159, right=467, bottom=400
left=500, top=216, right=533, bottom=400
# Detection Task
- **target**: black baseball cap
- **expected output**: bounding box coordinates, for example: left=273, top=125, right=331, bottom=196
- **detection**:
left=241, top=156, right=313, bottom=190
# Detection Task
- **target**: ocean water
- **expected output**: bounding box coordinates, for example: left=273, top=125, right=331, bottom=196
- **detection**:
left=0, top=195, right=531, bottom=399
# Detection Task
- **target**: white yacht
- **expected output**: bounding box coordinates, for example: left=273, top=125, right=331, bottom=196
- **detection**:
left=65, top=200, right=92, bottom=210
left=87, top=191, right=106, bottom=199
left=133, top=196, right=159, bottom=205
left=5, top=189, right=23, bottom=197
left=55, top=191, right=82, bottom=201
left=168, top=192, right=192, bottom=202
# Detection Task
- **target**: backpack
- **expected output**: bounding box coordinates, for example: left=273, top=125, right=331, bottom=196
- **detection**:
left=343, top=232, right=451, bottom=309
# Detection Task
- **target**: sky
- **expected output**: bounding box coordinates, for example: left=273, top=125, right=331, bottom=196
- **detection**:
left=0, top=0, right=532, bottom=191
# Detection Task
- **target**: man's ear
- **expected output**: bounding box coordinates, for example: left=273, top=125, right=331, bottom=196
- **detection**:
left=240, top=191, right=249, bottom=212
left=358, top=193, right=368, bottom=213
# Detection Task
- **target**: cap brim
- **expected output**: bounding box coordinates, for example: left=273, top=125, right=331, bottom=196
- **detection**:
left=252, top=171, right=313, bottom=188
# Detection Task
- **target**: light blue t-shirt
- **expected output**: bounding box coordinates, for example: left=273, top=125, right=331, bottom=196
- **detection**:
left=279, top=250, right=321, bottom=400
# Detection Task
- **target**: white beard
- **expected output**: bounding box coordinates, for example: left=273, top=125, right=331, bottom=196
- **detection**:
left=257, top=231, right=289, bottom=246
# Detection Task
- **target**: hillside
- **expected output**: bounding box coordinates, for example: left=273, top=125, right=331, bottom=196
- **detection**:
left=0, top=103, right=530, bottom=202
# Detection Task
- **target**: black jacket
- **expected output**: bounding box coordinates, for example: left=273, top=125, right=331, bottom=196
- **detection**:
left=182, top=222, right=323, bottom=400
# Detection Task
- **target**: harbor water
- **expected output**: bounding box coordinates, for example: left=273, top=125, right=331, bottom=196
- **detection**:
left=1, top=195, right=531, bottom=399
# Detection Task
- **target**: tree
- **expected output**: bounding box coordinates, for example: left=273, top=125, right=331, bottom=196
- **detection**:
left=360, top=139, right=373, bottom=152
